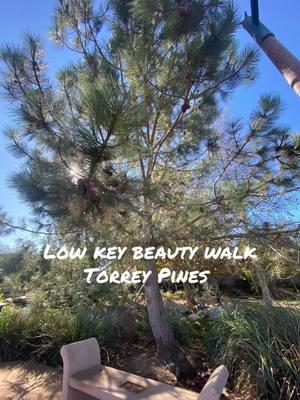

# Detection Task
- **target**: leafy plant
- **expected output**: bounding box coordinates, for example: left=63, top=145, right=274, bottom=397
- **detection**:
left=168, top=311, right=201, bottom=346
left=0, top=306, right=31, bottom=361
left=0, top=305, right=114, bottom=366
left=203, top=304, right=300, bottom=399
left=32, top=308, right=104, bottom=365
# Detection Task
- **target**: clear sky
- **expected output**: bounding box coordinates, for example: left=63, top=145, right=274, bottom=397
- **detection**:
left=0, top=0, right=299, bottom=247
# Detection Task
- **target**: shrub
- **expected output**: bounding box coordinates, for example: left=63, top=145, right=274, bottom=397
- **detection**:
left=168, top=311, right=201, bottom=346
left=203, top=304, right=300, bottom=399
left=0, top=306, right=32, bottom=361
left=27, top=289, right=50, bottom=314
left=0, top=305, right=114, bottom=366
left=135, top=305, right=153, bottom=339
left=32, top=308, right=107, bottom=365
left=1, top=273, right=24, bottom=297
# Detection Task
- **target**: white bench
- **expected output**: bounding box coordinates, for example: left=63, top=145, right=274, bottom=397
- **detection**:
left=60, top=338, right=228, bottom=400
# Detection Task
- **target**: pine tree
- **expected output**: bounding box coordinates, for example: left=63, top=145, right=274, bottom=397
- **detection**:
left=2, top=0, right=298, bottom=373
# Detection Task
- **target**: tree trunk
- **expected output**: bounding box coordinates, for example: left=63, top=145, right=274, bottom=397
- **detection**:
left=142, top=199, right=194, bottom=376
left=143, top=258, right=194, bottom=376
left=254, top=264, right=273, bottom=307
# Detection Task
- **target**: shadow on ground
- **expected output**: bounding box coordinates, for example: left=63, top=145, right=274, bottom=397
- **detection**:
left=0, top=361, right=62, bottom=400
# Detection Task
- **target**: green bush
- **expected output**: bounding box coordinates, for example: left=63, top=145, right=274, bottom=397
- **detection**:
left=27, top=289, right=50, bottom=314
left=31, top=309, right=102, bottom=365
left=0, top=306, right=114, bottom=366
left=168, top=311, right=201, bottom=346
left=0, top=306, right=32, bottom=361
left=203, top=304, right=300, bottom=400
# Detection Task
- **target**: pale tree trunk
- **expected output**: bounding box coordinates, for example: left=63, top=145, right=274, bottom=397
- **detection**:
left=144, top=260, right=179, bottom=356
left=254, top=264, right=273, bottom=307
left=142, top=199, right=194, bottom=375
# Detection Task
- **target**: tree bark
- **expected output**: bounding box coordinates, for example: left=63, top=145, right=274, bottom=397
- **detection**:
left=142, top=199, right=194, bottom=376
left=254, top=264, right=273, bottom=307
left=143, top=258, right=194, bottom=376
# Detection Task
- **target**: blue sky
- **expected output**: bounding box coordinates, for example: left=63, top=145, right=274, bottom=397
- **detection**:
left=0, top=0, right=299, bottom=247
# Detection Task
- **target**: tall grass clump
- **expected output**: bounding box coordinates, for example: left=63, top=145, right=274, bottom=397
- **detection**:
left=0, top=306, right=32, bottom=361
left=32, top=308, right=107, bottom=365
left=0, top=306, right=114, bottom=365
left=203, top=304, right=300, bottom=399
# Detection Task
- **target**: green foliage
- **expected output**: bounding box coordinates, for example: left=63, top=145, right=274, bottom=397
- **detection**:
left=1, top=273, right=24, bottom=297
left=0, top=247, right=43, bottom=294
left=0, top=305, right=114, bottom=366
left=98, top=311, right=116, bottom=347
left=0, top=306, right=31, bottom=361
left=0, top=0, right=298, bottom=260
left=27, top=289, right=50, bottom=314
left=135, top=306, right=153, bottom=338
left=203, top=305, right=300, bottom=399
left=0, top=209, right=13, bottom=236
left=32, top=308, right=103, bottom=365
left=0, top=251, right=25, bottom=276
left=168, top=311, right=200, bottom=346
left=0, top=0, right=263, bottom=235
left=26, top=257, right=131, bottom=312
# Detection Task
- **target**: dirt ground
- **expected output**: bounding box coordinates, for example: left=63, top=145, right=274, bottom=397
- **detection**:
left=0, top=361, right=62, bottom=400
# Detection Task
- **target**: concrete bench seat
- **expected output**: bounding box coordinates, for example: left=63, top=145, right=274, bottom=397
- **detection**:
left=61, top=338, right=228, bottom=400
left=70, top=365, right=200, bottom=400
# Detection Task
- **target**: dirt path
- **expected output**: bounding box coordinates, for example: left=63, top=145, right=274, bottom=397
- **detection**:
left=0, top=362, right=62, bottom=400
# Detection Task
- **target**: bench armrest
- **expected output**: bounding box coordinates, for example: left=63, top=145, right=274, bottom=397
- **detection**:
left=198, top=365, right=229, bottom=400
left=61, top=337, right=101, bottom=400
